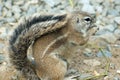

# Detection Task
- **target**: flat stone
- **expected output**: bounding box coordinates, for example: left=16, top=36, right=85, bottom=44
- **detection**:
left=44, top=0, right=61, bottom=7
left=107, top=9, right=119, bottom=16
left=99, top=32, right=117, bottom=43
left=0, top=27, right=8, bottom=40
left=95, top=6, right=103, bottom=13
left=83, top=59, right=101, bottom=67
left=104, top=24, right=116, bottom=32
left=114, top=0, right=120, bottom=4
left=12, top=5, right=21, bottom=13
left=116, top=70, right=120, bottom=74
left=0, top=43, right=4, bottom=53
left=83, top=48, right=93, bottom=57
left=0, top=4, right=2, bottom=16
left=5, top=17, right=16, bottom=23
left=27, top=6, right=37, bottom=16
left=82, top=4, right=95, bottom=13
left=114, top=17, right=120, bottom=24
left=4, top=0, right=12, bottom=9
left=0, top=54, right=5, bottom=63
left=79, top=0, right=90, bottom=4
left=115, top=5, right=120, bottom=12
left=97, top=49, right=112, bottom=57
left=114, top=29, right=120, bottom=39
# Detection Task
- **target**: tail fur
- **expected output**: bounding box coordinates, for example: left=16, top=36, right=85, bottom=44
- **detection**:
left=9, top=14, right=67, bottom=80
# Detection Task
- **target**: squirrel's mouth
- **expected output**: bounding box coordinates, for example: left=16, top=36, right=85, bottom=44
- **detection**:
left=87, top=23, right=97, bottom=31
left=86, top=24, right=99, bottom=36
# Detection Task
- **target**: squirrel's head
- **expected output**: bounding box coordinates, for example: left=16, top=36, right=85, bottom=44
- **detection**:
left=67, top=11, right=98, bottom=45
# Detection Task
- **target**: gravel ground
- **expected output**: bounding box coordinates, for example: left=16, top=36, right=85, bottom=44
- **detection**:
left=0, top=0, right=120, bottom=80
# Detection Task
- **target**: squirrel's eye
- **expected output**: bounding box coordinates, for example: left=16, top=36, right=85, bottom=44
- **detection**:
left=84, top=17, right=91, bottom=23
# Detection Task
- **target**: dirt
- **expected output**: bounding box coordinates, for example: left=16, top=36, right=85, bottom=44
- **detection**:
left=0, top=42, right=120, bottom=80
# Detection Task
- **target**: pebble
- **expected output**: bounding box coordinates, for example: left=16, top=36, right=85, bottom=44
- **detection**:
left=114, top=0, right=120, bottom=5
left=104, top=24, right=116, bottom=32
left=113, top=77, right=120, bottom=80
left=44, top=0, right=61, bottom=7
left=0, top=5, right=2, bottom=16
left=0, top=43, right=4, bottom=53
left=99, top=32, right=117, bottom=43
left=83, top=48, right=93, bottom=57
left=0, top=27, right=8, bottom=40
left=114, top=17, right=120, bottom=24
left=0, top=54, right=5, bottom=63
left=79, top=0, right=90, bottom=4
left=83, top=59, right=101, bottom=67
left=114, top=29, right=120, bottom=39
left=97, top=49, right=112, bottom=57
left=4, top=0, right=12, bottom=9
left=2, top=7, right=8, bottom=17
left=5, top=17, right=16, bottom=23
left=95, top=5, right=103, bottom=13
left=27, top=6, right=37, bottom=16
left=108, top=9, right=119, bottom=16
left=79, top=73, right=92, bottom=79
left=115, top=5, right=120, bottom=12
left=82, top=4, right=95, bottom=13
left=116, top=70, right=120, bottom=74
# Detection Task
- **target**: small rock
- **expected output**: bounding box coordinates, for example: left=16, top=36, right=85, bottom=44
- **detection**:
left=82, top=4, right=95, bottom=13
left=2, top=7, right=8, bottom=17
left=4, top=0, right=12, bottom=9
left=0, top=27, right=8, bottom=40
left=114, top=29, right=120, bottom=39
left=28, top=0, right=39, bottom=4
left=114, top=17, right=120, bottom=24
left=115, top=5, right=120, bottom=12
left=113, top=77, right=120, bottom=80
left=114, top=0, right=120, bottom=5
left=83, top=48, right=93, bottom=57
left=83, top=59, right=101, bottom=67
left=44, top=0, right=61, bottom=7
left=79, top=0, right=90, bottom=4
left=99, top=32, right=117, bottom=43
left=12, top=5, right=21, bottom=13
left=44, top=0, right=55, bottom=7
left=5, top=17, right=16, bottom=23
left=104, top=76, right=109, bottom=80
left=0, top=4, right=2, bottom=16
left=0, top=54, right=5, bottom=63
left=95, top=0, right=104, bottom=3
left=95, top=6, right=103, bottom=13
left=110, top=63, right=115, bottom=69
left=107, top=9, right=119, bottom=16
left=79, top=73, right=92, bottom=79
left=14, top=1, right=25, bottom=5
left=95, top=29, right=110, bottom=35
left=14, top=13, right=21, bottom=20
left=97, top=49, right=112, bottom=57
left=104, top=24, right=116, bottom=32
left=6, top=11, right=12, bottom=17
left=27, top=6, right=37, bottom=16
left=0, top=43, right=4, bottom=53
left=116, top=70, right=120, bottom=74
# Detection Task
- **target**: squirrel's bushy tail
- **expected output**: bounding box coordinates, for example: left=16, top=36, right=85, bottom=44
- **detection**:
left=9, top=14, right=67, bottom=80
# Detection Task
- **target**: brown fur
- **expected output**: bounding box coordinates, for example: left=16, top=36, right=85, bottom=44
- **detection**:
left=32, top=12, right=97, bottom=80
left=8, top=11, right=97, bottom=80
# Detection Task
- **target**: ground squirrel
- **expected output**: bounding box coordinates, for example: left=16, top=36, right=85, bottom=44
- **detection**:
left=9, top=11, right=97, bottom=80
